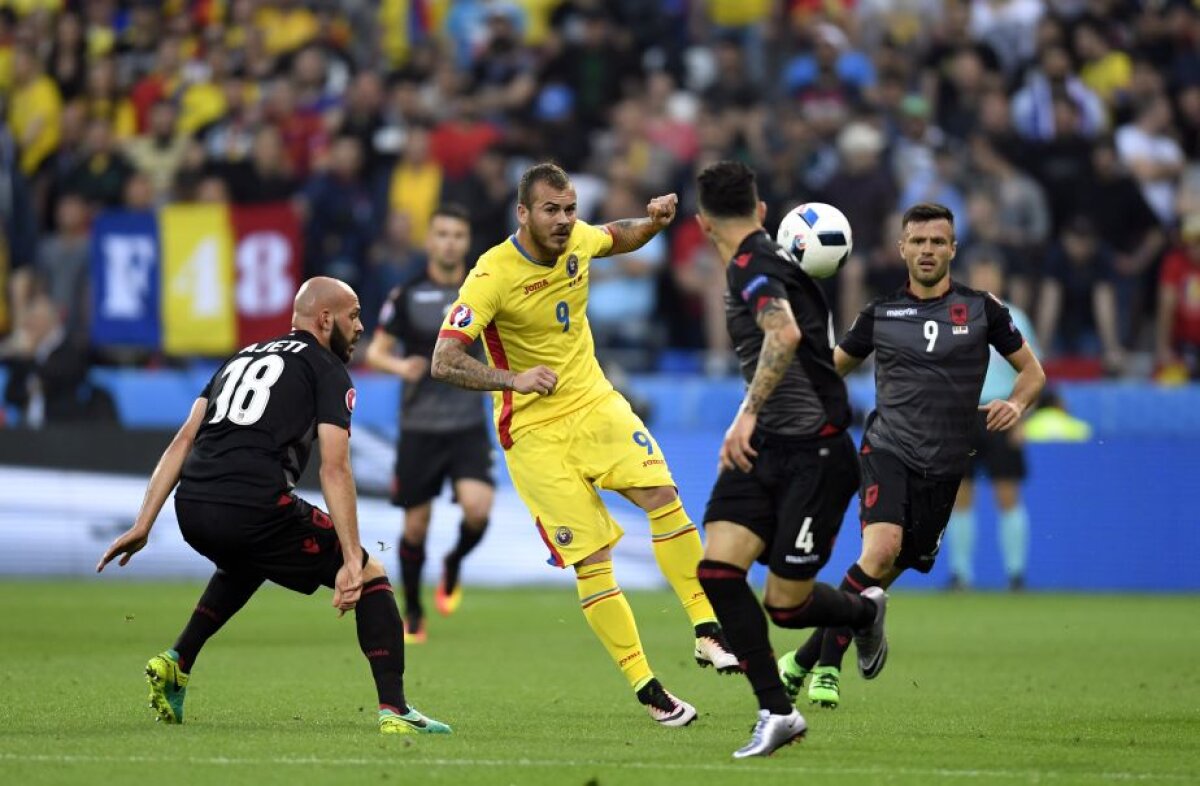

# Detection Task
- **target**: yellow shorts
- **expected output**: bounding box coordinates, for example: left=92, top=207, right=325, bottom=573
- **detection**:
left=505, top=390, right=676, bottom=567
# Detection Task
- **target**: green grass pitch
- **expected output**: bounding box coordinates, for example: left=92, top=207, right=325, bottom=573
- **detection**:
left=1, top=581, right=1197, bottom=785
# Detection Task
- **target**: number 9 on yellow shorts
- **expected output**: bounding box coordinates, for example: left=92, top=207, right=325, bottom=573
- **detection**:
left=505, top=391, right=676, bottom=567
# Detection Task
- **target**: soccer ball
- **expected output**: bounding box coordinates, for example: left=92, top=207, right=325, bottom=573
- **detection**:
left=776, top=202, right=854, bottom=279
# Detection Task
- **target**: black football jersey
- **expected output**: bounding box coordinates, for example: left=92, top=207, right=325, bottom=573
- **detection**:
left=378, top=271, right=486, bottom=433
left=840, top=282, right=1025, bottom=477
left=176, top=330, right=354, bottom=507
left=724, top=229, right=851, bottom=437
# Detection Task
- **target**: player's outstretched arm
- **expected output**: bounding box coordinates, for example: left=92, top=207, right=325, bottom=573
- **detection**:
left=983, top=343, right=1046, bottom=432
left=365, top=330, right=428, bottom=383
left=721, top=298, right=802, bottom=473
left=97, top=397, right=208, bottom=572
left=601, top=193, right=678, bottom=257
left=318, top=422, right=364, bottom=615
left=431, top=337, right=558, bottom=395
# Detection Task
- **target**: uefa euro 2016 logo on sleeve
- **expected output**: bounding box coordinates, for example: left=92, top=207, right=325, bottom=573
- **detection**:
left=449, top=304, right=473, bottom=329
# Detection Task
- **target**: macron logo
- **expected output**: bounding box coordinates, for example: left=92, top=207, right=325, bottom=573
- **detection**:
left=886, top=308, right=918, bottom=317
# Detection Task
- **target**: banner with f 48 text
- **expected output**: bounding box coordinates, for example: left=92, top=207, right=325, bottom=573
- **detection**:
left=90, top=203, right=300, bottom=356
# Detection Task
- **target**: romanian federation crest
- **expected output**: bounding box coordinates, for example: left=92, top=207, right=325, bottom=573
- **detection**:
left=554, top=526, right=573, bottom=546
left=566, top=254, right=579, bottom=278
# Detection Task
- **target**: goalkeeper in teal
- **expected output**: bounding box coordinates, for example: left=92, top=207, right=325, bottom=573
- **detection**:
left=947, top=254, right=1041, bottom=591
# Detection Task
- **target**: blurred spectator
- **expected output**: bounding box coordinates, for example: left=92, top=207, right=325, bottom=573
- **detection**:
left=263, top=76, right=327, bottom=179
left=920, top=1, right=1001, bottom=128
left=899, top=144, right=970, bottom=245
left=128, top=36, right=183, bottom=134
left=33, top=191, right=89, bottom=340
left=1074, top=19, right=1132, bottom=112
left=8, top=44, right=62, bottom=177
left=256, top=0, right=319, bottom=58
left=1078, top=138, right=1164, bottom=278
left=703, top=0, right=772, bottom=83
left=214, top=125, right=298, bottom=204
left=968, top=0, right=1043, bottom=77
left=1011, top=44, right=1106, bottom=141
left=784, top=22, right=876, bottom=113
left=82, top=56, right=135, bottom=140
left=589, top=98, right=676, bottom=197
left=1115, top=94, right=1185, bottom=227
left=549, top=5, right=635, bottom=131
left=366, top=209, right=423, bottom=334
left=335, top=70, right=389, bottom=175
left=669, top=151, right=732, bottom=375
left=47, top=10, right=86, bottom=102
left=200, top=72, right=258, bottom=163
left=0, top=128, right=38, bottom=326
left=1, top=291, right=113, bottom=427
left=1155, top=215, right=1200, bottom=379
left=194, top=175, right=230, bottom=204
left=1036, top=216, right=1124, bottom=372
left=113, top=0, right=161, bottom=86
left=302, top=135, right=377, bottom=288
left=890, top=94, right=943, bottom=192
left=928, top=47, right=1002, bottom=141
left=1027, top=98, right=1096, bottom=232
left=761, top=106, right=836, bottom=205
left=443, top=145, right=514, bottom=266
left=59, top=118, right=133, bottom=209
left=470, top=7, right=537, bottom=121
left=589, top=183, right=667, bottom=370
left=431, top=93, right=502, bottom=182
left=387, top=123, right=442, bottom=247
left=967, top=132, right=1050, bottom=308
left=122, top=171, right=154, bottom=211
left=820, top=121, right=896, bottom=327
left=123, top=100, right=189, bottom=205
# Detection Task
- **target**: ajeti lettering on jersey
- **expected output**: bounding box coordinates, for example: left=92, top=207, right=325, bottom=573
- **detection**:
left=240, top=339, right=307, bottom=354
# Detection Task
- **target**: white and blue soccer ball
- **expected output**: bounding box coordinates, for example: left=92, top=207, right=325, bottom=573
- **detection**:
left=776, top=202, right=853, bottom=279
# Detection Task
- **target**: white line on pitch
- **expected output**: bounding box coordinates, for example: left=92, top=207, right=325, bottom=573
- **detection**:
left=0, top=752, right=1190, bottom=782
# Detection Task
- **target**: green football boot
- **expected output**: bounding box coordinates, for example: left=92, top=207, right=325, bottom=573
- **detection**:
left=777, top=651, right=810, bottom=702
left=145, top=650, right=188, bottom=724
left=807, top=665, right=841, bottom=709
left=379, top=706, right=453, bottom=735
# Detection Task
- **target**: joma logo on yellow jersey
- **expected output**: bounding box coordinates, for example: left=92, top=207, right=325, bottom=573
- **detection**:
left=523, top=279, right=550, bottom=295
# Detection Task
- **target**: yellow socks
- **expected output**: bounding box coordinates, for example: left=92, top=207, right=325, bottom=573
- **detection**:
left=576, top=561, right=652, bottom=691
left=648, top=498, right=716, bottom=628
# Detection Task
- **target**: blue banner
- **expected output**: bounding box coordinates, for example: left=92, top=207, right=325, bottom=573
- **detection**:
left=90, top=211, right=161, bottom=348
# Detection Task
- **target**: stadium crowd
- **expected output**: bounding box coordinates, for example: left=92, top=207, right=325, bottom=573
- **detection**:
left=1, top=0, right=1200, bottom=381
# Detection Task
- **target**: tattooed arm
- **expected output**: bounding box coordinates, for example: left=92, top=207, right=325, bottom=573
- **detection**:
left=601, top=193, right=678, bottom=256
left=719, top=298, right=802, bottom=472
left=431, top=337, right=558, bottom=395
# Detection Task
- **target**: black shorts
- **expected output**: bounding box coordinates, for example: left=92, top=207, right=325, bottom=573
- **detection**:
left=859, top=441, right=962, bottom=574
left=965, top=410, right=1027, bottom=480
left=391, top=425, right=495, bottom=508
left=703, top=430, right=859, bottom=580
left=175, top=494, right=366, bottom=594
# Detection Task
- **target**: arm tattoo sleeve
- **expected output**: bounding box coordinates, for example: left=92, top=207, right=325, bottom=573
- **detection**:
left=431, top=338, right=513, bottom=391
left=603, top=218, right=660, bottom=256
left=742, top=298, right=800, bottom=416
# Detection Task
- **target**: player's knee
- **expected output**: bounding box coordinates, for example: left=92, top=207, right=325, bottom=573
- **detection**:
left=362, top=556, right=388, bottom=582
left=634, top=485, right=677, bottom=512
left=762, top=582, right=813, bottom=612
left=460, top=500, right=491, bottom=526
left=861, top=528, right=902, bottom=571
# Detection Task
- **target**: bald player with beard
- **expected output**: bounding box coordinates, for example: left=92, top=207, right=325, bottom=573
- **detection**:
left=98, top=277, right=452, bottom=736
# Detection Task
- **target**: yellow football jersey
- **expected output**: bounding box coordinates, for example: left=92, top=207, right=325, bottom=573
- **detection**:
left=439, top=220, right=615, bottom=448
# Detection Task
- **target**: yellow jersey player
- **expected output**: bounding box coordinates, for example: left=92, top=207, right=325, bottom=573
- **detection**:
left=431, top=162, right=738, bottom=726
